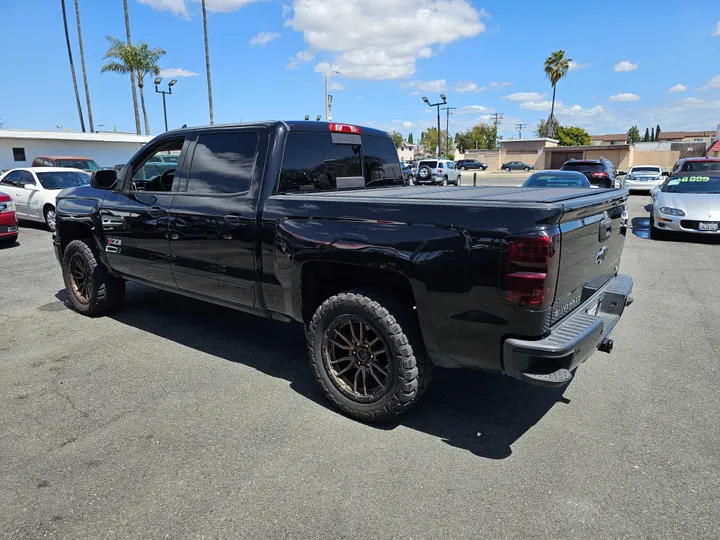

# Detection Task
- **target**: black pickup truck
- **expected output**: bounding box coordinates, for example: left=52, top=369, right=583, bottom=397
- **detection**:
left=53, top=121, right=633, bottom=421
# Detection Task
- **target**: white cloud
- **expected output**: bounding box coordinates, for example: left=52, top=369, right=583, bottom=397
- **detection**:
left=400, top=79, right=447, bottom=92
left=250, top=31, right=280, bottom=46
left=402, top=120, right=414, bottom=128
left=668, top=84, right=687, bottom=94
left=503, top=92, right=546, bottom=102
left=609, top=93, right=641, bottom=102
left=456, top=81, right=486, bottom=93
left=158, top=68, right=199, bottom=78
left=519, top=100, right=553, bottom=111
left=490, top=81, right=511, bottom=88
left=518, top=100, right=605, bottom=120
left=285, top=0, right=487, bottom=80
left=138, top=0, right=261, bottom=16
left=614, top=60, right=638, bottom=72
left=568, top=60, right=589, bottom=71
left=646, top=97, right=720, bottom=131
left=287, top=50, right=315, bottom=69
left=328, top=81, right=344, bottom=91
left=456, top=105, right=492, bottom=115
left=697, top=75, right=720, bottom=91
left=713, top=21, right=720, bottom=36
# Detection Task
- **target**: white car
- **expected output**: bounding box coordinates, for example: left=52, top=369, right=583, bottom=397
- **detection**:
left=623, top=165, right=666, bottom=192
left=0, top=167, right=90, bottom=231
left=650, top=172, right=720, bottom=238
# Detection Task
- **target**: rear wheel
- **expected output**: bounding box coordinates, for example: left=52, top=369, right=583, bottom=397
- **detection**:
left=504, top=167, right=511, bottom=172
left=524, top=167, right=530, bottom=172
left=461, top=166, right=467, bottom=171
left=307, top=290, right=432, bottom=422
left=442, top=177, right=448, bottom=186
left=62, top=239, right=125, bottom=316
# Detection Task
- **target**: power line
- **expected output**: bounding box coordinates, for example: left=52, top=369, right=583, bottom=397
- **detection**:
left=515, top=123, right=527, bottom=139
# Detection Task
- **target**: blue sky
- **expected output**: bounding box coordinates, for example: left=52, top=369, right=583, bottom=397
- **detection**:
left=1, top=0, right=719, bottom=139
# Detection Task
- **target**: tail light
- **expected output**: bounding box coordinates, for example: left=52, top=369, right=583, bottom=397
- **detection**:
left=591, top=172, right=608, bottom=178
left=329, top=123, right=361, bottom=134
left=501, top=230, right=560, bottom=309
left=0, top=194, right=15, bottom=213
left=437, top=169, right=443, bottom=173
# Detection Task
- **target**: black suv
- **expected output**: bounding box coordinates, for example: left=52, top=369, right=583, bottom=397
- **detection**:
left=455, top=159, right=488, bottom=171
left=560, top=158, right=619, bottom=188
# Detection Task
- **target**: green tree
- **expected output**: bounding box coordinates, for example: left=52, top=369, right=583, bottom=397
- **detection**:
left=544, top=50, right=571, bottom=138
left=455, top=123, right=497, bottom=153
left=655, top=124, right=661, bottom=141
left=536, top=119, right=548, bottom=137
left=101, top=37, right=166, bottom=135
left=643, top=127, right=651, bottom=142
left=390, top=131, right=404, bottom=148
left=123, top=0, right=141, bottom=135
left=627, top=125, right=641, bottom=144
left=420, top=128, right=449, bottom=157
left=74, top=0, right=93, bottom=132
left=651, top=127, right=655, bottom=141
left=557, top=125, right=591, bottom=146
left=61, top=0, right=85, bottom=132
left=407, top=133, right=413, bottom=144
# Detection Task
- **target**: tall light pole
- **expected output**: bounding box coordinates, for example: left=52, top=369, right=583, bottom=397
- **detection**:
left=154, top=77, right=177, bottom=132
left=422, top=94, right=447, bottom=157
left=325, top=70, right=340, bottom=121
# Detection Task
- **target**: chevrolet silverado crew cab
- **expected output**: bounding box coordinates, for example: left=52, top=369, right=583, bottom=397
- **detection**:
left=53, top=121, right=633, bottom=421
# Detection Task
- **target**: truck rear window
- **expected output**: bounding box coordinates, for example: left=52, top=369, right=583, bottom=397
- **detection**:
left=278, top=132, right=402, bottom=194
left=562, top=162, right=605, bottom=173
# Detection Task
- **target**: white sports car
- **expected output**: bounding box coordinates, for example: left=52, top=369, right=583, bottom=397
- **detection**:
left=623, top=165, right=667, bottom=192
left=0, top=167, right=90, bottom=231
left=650, top=172, right=720, bottom=238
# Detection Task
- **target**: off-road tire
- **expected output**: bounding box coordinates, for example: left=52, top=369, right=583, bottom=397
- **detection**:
left=62, top=239, right=125, bottom=316
left=308, top=289, right=432, bottom=421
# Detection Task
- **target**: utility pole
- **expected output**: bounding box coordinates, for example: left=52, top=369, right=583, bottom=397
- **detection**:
left=442, top=106, right=456, bottom=157
left=491, top=112, right=503, bottom=169
left=515, top=123, right=527, bottom=139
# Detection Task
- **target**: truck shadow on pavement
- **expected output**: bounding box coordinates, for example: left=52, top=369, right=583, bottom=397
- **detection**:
left=57, top=283, right=570, bottom=459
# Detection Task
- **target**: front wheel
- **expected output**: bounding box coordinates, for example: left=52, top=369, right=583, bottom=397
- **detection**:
left=44, top=206, right=57, bottom=232
left=307, top=290, right=431, bottom=422
left=524, top=167, right=530, bottom=172
left=62, top=239, right=125, bottom=316
left=504, top=167, right=511, bottom=172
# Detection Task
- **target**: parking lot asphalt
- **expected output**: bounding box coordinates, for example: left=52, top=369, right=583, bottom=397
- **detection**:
left=1, top=188, right=719, bottom=539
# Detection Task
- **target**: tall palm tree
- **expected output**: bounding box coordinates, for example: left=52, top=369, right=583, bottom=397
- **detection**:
left=543, top=50, right=571, bottom=138
left=101, top=37, right=166, bottom=136
left=123, top=0, right=141, bottom=135
left=60, top=0, right=86, bottom=132
left=201, top=0, right=215, bottom=125
left=74, top=0, right=93, bottom=133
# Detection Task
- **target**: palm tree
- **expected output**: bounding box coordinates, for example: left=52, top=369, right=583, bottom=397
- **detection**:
left=543, top=50, right=571, bottom=138
left=123, top=0, right=141, bottom=135
left=101, top=37, right=166, bottom=136
left=60, top=0, right=86, bottom=132
left=201, top=0, right=215, bottom=124
left=74, top=0, right=93, bottom=132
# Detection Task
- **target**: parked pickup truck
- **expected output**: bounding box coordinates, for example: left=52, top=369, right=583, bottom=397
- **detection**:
left=53, top=121, right=633, bottom=421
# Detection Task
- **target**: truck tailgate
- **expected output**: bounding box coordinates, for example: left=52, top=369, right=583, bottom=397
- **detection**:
left=550, top=190, right=628, bottom=325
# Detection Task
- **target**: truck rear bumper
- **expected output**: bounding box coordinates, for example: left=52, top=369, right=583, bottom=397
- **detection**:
left=503, top=274, right=633, bottom=387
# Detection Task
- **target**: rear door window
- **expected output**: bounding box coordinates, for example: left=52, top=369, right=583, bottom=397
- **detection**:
left=1, top=170, right=21, bottom=186
left=186, top=132, right=258, bottom=194
left=563, top=162, right=605, bottom=173
left=418, top=160, right=438, bottom=169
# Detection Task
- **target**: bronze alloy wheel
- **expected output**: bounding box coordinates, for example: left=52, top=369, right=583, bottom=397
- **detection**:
left=323, top=315, right=392, bottom=402
left=68, top=253, right=92, bottom=303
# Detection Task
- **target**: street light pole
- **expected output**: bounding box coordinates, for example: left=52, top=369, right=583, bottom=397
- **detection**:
left=325, top=70, right=341, bottom=121
left=154, top=77, right=177, bottom=132
left=422, top=94, right=448, bottom=157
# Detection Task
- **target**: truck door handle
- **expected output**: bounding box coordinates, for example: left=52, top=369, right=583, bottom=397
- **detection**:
left=148, top=206, right=168, bottom=217
left=599, top=218, right=612, bottom=241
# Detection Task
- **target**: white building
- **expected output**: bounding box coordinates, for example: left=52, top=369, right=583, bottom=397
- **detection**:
left=0, top=129, right=152, bottom=171
left=397, top=143, right=416, bottom=163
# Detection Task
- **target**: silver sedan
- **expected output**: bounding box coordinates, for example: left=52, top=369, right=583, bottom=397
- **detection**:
left=650, top=173, right=720, bottom=238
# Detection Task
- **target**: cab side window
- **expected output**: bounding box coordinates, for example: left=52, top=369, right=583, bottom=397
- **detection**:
left=186, top=132, right=259, bottom=194
left=131, top=138, right=185, bottom=192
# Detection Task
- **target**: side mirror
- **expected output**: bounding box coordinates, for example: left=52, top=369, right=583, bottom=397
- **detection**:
left=662, top=171, right=670, bottom=176
left=24, top=184, right=36, bottom=190
left=617, top=171, right=627, bottom=175
left=90, top=169, right=118, bottom=190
